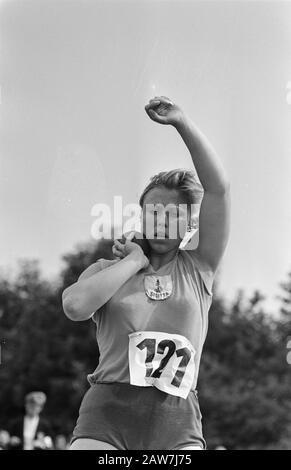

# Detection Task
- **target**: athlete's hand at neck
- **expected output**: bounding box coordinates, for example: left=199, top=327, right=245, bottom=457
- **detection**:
left=112, top=237, right=149, bottom=270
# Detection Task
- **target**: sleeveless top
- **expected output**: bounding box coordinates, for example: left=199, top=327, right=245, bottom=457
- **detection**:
left=87, top=249, right=214, bottom=399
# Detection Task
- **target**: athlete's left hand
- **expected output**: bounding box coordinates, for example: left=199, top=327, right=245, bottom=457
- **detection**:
left=144, top=96, right=185, bottom=127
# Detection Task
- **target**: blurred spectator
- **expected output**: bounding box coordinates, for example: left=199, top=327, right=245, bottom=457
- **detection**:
left=0, top=430, right=10, bottom=450
left=33, top=432, right=53, bottom=450
left=215, top=445, right=227, bottom=450
left=9, top=436, right=21, bottom=449
left=54, top=434, right=70, bottom=450
left=9, top=391, right=53, bottom=450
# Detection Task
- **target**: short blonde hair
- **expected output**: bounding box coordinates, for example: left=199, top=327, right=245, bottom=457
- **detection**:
left=139, top=168, right=204, bottom=208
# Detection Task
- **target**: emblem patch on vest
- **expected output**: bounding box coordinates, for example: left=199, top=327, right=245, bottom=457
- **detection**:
left=144, top=275, right=173, bottom=300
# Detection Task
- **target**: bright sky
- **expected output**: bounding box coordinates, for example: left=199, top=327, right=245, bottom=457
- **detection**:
left=0, top=0, right=291, bottom=313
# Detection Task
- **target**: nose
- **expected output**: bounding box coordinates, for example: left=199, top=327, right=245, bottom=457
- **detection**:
left=154, top=221, right=168, bottom=237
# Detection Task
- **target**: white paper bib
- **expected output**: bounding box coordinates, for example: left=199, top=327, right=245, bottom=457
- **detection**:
left=128, top=331, right=196, bottom=399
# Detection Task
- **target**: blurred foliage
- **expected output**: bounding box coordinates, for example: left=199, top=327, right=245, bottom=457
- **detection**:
left=0, top=240, right=291, bottom=449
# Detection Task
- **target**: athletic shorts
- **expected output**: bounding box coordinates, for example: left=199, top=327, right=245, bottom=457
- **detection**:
left=71, top=382, right=206, bottom=450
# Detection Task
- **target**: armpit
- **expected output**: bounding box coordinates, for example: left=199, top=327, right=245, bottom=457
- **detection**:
left=184, top=250, right=214, bottom=297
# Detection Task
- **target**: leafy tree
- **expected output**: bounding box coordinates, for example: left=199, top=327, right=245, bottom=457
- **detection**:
left=199, top=287, right=291, bottom=449
left=1, top=241, right=291, bottom=449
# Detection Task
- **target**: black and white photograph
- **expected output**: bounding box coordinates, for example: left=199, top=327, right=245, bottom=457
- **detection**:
left=0, top=0, right=291, bottom=453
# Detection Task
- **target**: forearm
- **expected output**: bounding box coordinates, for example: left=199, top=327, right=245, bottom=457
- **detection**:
left=175, top=115, right=229, bottom=194
left=62, top=252, right=143, bottom=321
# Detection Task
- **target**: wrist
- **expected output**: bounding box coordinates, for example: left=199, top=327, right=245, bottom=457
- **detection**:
left=127, top=251, right=145, bottom=271
left=173, top=112, right=191, bottom=133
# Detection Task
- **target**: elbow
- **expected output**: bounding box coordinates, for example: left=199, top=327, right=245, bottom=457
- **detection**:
left=62, top=291, right=86, bottom=322
left=207, top=179, right=231, bottom=196
left=62, top=294, right=80, bottom=321
left=221, top=179, right=231, bottom=195
left=216, top=174, right=231, bottom=195
left=62, top=289, right=101, bottom=321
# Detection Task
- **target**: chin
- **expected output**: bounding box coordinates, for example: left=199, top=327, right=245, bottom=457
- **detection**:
left=148, top=238, right=179, bottom=253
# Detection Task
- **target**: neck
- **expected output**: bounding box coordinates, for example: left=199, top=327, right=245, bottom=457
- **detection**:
left=149, top=247, right=178, bottom=271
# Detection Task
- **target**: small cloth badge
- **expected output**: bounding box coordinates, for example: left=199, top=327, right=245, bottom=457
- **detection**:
left=144, top=274, right=173, bottom=300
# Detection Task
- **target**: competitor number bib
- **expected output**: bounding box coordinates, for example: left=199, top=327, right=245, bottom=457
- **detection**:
left=128, top=331, right=196, bottom=399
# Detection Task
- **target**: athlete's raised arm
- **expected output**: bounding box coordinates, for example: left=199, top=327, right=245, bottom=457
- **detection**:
left=62, top=239, right=148, bottom=321
left=145, top=96, right=231, bottom=274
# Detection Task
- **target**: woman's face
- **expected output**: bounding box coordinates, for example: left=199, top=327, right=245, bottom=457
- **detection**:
left=141, top=186, right=190, bottom=254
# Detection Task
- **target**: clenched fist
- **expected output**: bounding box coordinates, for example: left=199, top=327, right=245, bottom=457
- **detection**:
left=144, top=96, right=185, bottom=127
left=112, top=232, right=149, bottom=270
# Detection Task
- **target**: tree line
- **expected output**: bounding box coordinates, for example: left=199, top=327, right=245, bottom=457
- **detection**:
left=0, top=239, right=290, bottom=449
